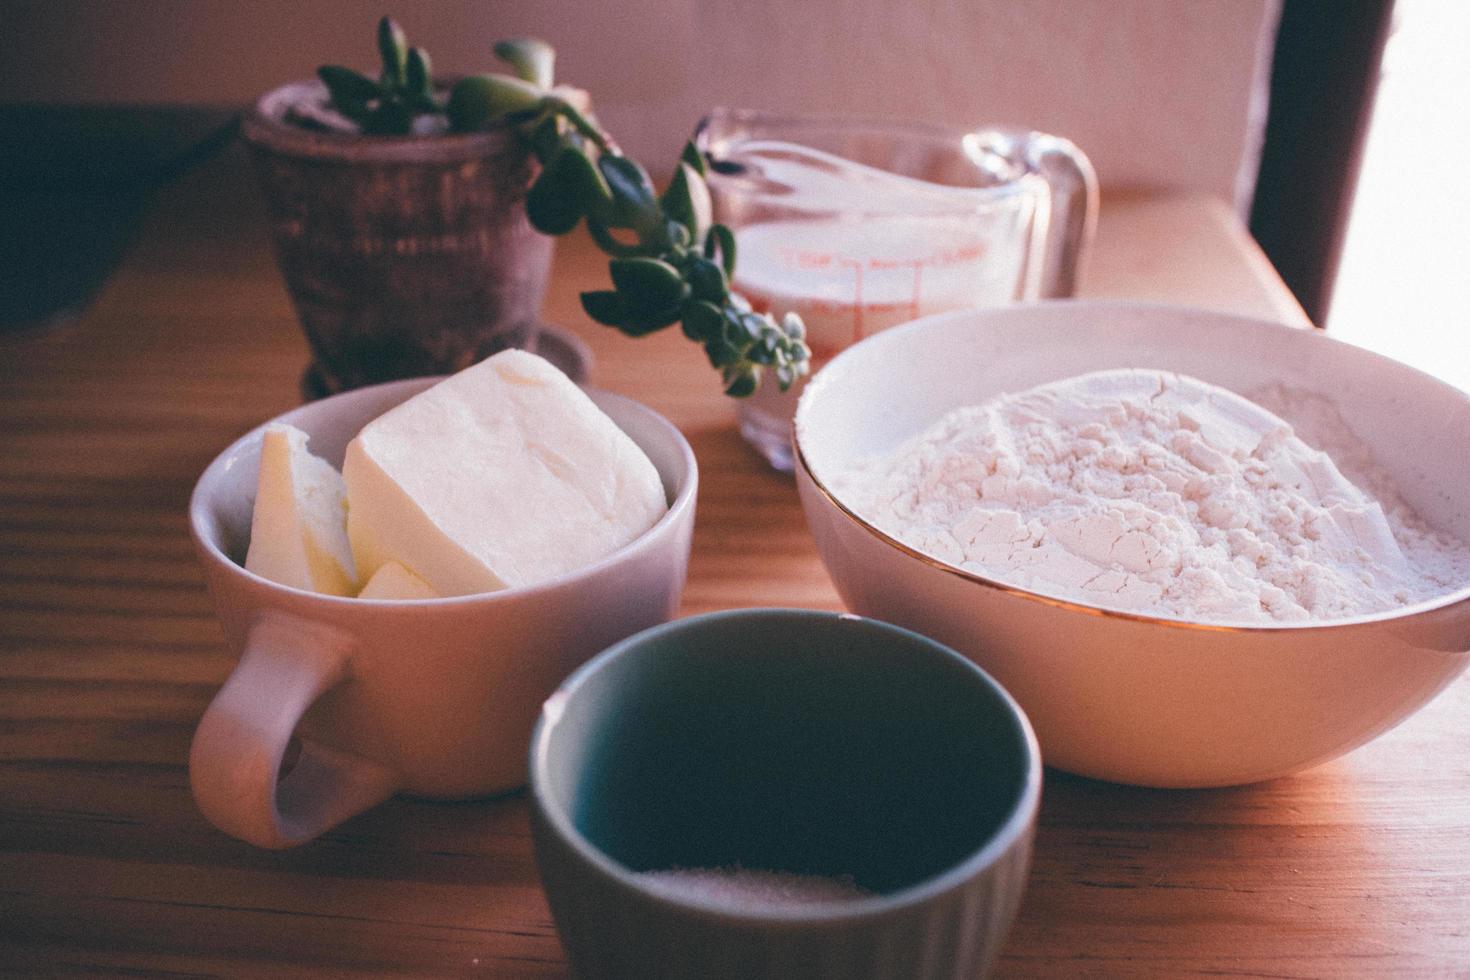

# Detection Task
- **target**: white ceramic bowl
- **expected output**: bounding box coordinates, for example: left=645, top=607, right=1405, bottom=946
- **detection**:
left=794, top=301, right=1470, bottom=788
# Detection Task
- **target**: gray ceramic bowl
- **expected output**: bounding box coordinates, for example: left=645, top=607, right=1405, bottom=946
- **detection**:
left=529, top=609, right=1041, bottom=980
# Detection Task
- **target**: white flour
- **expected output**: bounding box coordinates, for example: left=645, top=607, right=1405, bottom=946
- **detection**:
left=832, top=369, right=1470, bottom=624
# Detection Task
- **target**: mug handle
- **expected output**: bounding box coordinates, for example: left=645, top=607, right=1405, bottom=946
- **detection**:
left=971, top=128, right=1099, bottom=300
left=189, top=611, right=400, bottom=848
left=1025, top=131, right=1099, bottom=299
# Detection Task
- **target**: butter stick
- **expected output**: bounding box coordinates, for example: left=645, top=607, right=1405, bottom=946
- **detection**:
left=343, top=350, right=666, bottom=597
left=244, top=424, right=357, bottom=595
left=357, top=561, right=438, bottom=601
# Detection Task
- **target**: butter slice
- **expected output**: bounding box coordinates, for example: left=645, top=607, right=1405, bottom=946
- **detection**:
left=357, top=561, right=438, bottom=601
left=244, top=423, right=357, bottom=595
left=342, top=349, right=667, bottom=596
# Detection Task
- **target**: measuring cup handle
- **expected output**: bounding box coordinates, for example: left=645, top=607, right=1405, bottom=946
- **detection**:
left=1023, top=132, right=1099, bottom=299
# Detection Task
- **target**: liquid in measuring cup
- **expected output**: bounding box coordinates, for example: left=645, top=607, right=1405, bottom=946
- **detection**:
left=737, top=214, right=1027, bottom=358
left=733, top=211, right=1030, bottom=470
left=698, top=113, right=1095, bottom=471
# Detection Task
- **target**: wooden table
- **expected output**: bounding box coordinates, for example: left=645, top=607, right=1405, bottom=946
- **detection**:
left=3, top=153, right=1467, bottom=978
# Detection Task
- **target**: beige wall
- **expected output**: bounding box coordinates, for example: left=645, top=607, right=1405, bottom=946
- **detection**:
left=3, top=0, right=1279, bottom=211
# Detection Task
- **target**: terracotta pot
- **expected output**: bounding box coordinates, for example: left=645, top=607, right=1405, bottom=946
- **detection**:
left=242, top=81, right=553, bottom=394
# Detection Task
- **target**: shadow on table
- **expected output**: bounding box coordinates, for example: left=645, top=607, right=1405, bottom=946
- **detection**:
left=0, top=104, right=237, bottom=333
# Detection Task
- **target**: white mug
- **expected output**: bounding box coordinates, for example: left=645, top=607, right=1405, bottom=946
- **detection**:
left=187, top=377, right=697, bottom=848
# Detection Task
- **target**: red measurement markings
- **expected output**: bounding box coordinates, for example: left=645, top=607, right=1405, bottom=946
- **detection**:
left=843, top=259, right=864, bottom=345
left=912, top=262, right=923, bottom=320
left=867, top=256, right=928, bottom=323
left=783, top=248, right=835, bottom=270
left=762, top=236, right=992, bottom=349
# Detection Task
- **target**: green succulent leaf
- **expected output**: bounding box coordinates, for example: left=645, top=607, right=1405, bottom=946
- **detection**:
left=671, top=220, right=694, bottom=248
left=705, top=223, right=736, bottom=279
left=702, top=337, right=732, bottom=367
left=542, top=96, right=610, bottom=153
left=405, top=47, right=435, bottom=108
left=598, top=155, right=661, bottom=235
left=318, top=65, right=381, bottom=108
left=609, top=257, right=688, bottom=316
left=333, top=98, right=373, bottom=124
left=526, top=161, right=585, bottom=235
left=580, top=290, right=627, bottom=327
left=680, top=299, right=723, bottom=341
left=362, top=98, right=415, bottom=135
left=660, top=161, right=712, bottom=243
left=704, top=335, right=741, bottom=368
left=559, top=146, right=614, bottom=222
left=493, top=37, right=556, bottom=89
left=680, top=139, right=707, bottom=177
left=447, top=73, right=545, bottom=132
left=685, top=256, right=728, bottom=305
left=618, top=309, right=681, bottom=337
left=728, top=309, right=761, bottom=347
left=723, top=366, right=759, bottom=398
left=526, top=113, right=563, bottom=162
left=378, top=16, right=408, bottom=86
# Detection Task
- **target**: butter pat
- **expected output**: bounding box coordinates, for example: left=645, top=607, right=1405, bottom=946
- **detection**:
left=244, top=424, right=357, bottom=595
left=343, top=350, right=667, bottom=596
left=357, top=561, right=438, bottom=601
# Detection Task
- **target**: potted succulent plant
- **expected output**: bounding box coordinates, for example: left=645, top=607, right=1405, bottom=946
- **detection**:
left=244, top=18, right=808, bottom=397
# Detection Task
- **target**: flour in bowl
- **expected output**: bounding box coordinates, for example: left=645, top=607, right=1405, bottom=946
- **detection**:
left=831, top=369, right=1470, bottom=624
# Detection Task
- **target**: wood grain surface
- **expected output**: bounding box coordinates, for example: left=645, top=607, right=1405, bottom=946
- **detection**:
left=2, top=152, right=1466, bottom=978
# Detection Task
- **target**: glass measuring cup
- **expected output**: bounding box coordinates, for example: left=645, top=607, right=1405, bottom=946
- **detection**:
left=696, top=109, right=1098, bottom=471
